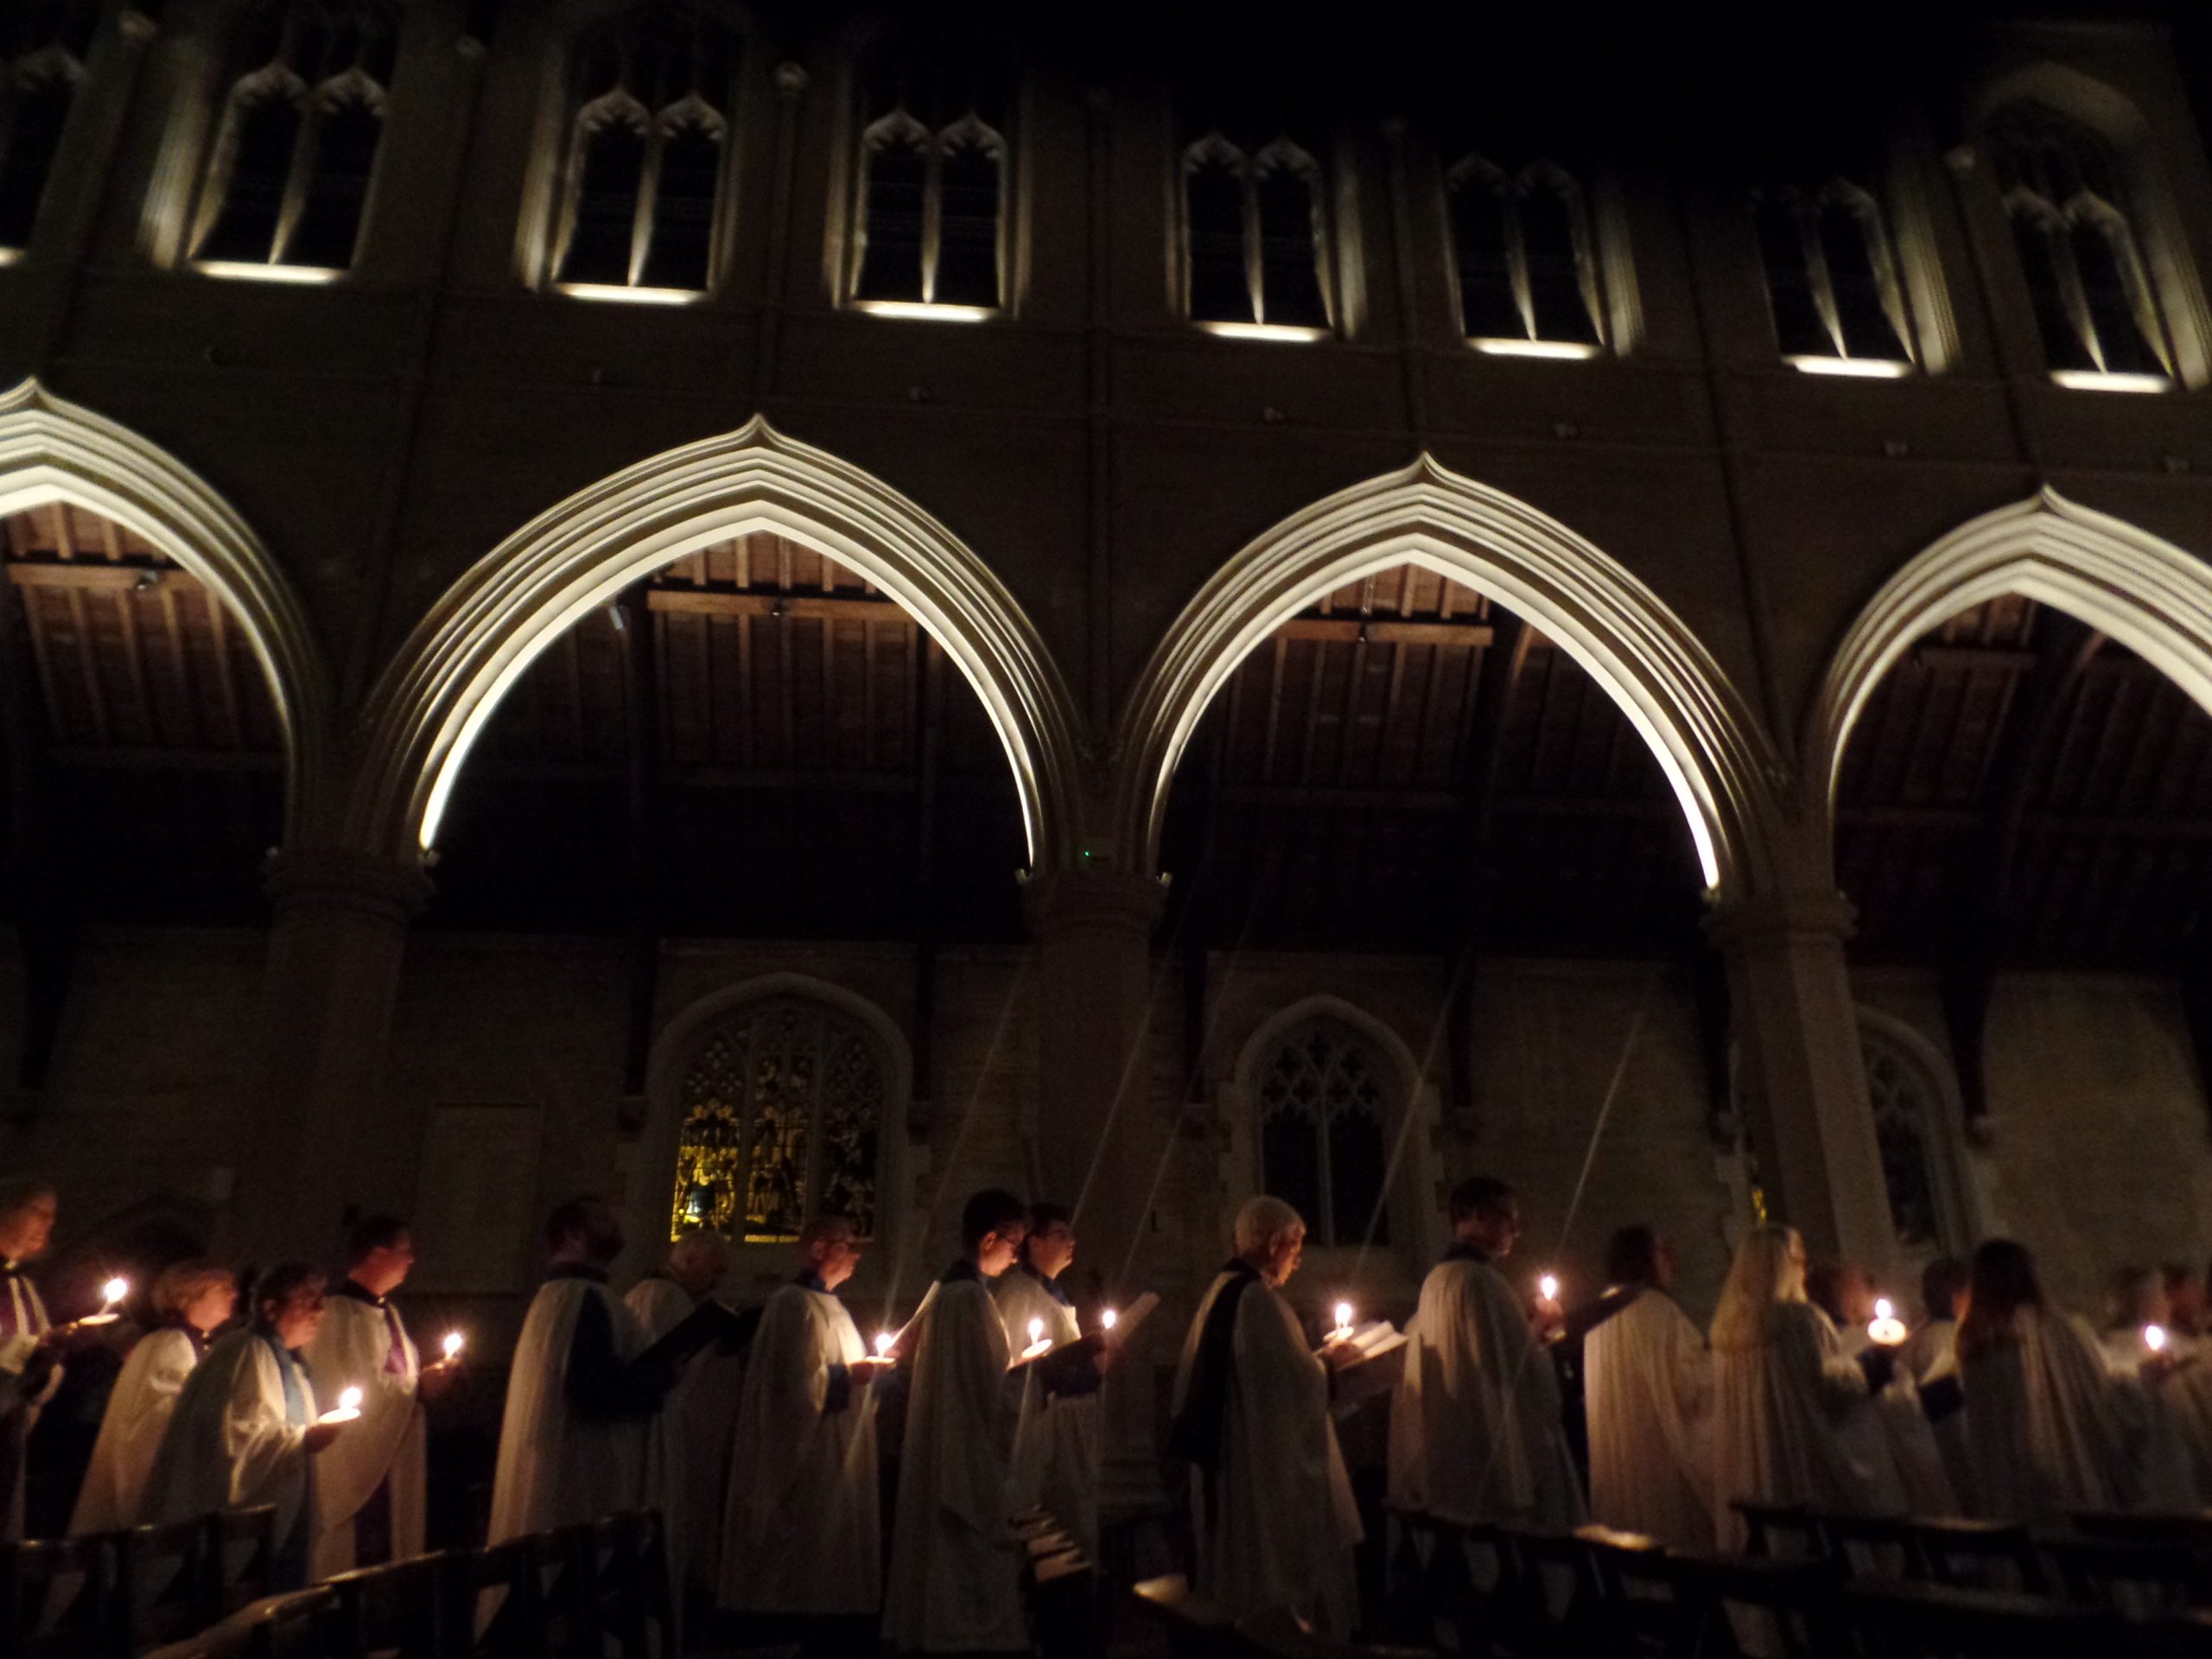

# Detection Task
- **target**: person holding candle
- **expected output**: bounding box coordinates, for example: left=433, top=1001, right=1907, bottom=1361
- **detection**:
left=67, top=1260, right=236, bottom=1535
left=1580, top=1225, right=1714, bottom=1548
left=1805, top=1262, right=1951, bottom=1516
left=2093, top=1265, right=2199, bottom=1509
left=305, top=1216, right=455, bottom=1580
left=0, top=1178, right=61, bottom=1541
left=143, top=1263, right=346, bottom=1588
left=885, top=1188, right=1032, bottom=1657
left=1168, top=1195, right=1362, bottom=1634
left=990, top=1202, right=1103, bottom=1560
left=721, top=1215, right=881, bottom=1655
left=1389, top=1176, right=1586, bottom=1533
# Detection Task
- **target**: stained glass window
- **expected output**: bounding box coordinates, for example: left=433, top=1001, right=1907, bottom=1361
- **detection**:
left=1256, top=1015, right=1392, bottom=1247
left=671, top=995, right=885, bottom=1243
left=1862, top=1033, right=1942, bottom=1251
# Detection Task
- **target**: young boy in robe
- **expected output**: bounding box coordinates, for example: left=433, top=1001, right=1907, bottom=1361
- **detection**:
left=626, top=1229, right=741, bottom=1622
left=143, top=1263, right=346, bottom=1588
left=1389, top=1176, right=1586, bottom=1531
left=1169, top=1195, right=1363, bottom=1634
left=722, top=1215, right=882, bottom=1657
left=307, top=1215, right=457, bottom=1578
left=1581, top=1225, right=1713, bottom=1547
left=884, top=1188, right=1029, bottom=1656
left=990, top=1201, right=1103, bottom=1559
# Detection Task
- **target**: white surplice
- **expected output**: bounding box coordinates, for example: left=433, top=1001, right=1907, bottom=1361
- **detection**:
left=69, top=1327, right=200, bottom=1535
left=1711, top=1301, right=1884, bottom=1548
left=1172, top=1269, right=1362, bottom=1633
left=2, top=1262, right=56, bottom=1540
left=1961, top=1309, right=2133, bottom=1522
left=990, top=1265, right=1101, bottom=1560
left=143, top=1330, right=318, bottom=1548
left=721, top=1280, right=880, bottom=1616
left=2096, top=1327, right=2202, bottom=1510
left=1583, top=1287, right=1714, bottom=1547
left=884, top=1269, right=1025, bottom=1654
left=1388, top=1255, right=1586, bottom=1530
left=487, top=1276, right=654, bottom=1544
left=303, top=1292, right=425, bottom=1580
left=625, top=1276, right=745, bottom=1599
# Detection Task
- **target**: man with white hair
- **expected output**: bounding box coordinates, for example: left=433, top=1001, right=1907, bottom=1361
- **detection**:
left=1168, top=1195, right=1362, bottom=1633
left=627, top=1228, right=741, bottom=1615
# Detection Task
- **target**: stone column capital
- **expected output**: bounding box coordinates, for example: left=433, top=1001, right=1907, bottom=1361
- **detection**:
left=1703, top=888, right=1857, bottom=954
left=263, top=847, right=435, bottom=925
left=1020, top=865, right=1166, bottom=940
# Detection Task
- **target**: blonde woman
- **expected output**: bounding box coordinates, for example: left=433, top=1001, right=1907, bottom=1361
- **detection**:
left=1709, top=1224, right=1895, bottom=1548
left=68, top=1261, right=238, bottom=1534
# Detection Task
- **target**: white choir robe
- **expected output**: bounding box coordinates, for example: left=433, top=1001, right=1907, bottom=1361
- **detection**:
left=1172, top=1269, right=1362, bottom=1633
left=2163, top=1335, right=2212, bottom=1500
left=69, top=1327, right=200, bottom=1535
left=991, top=1266, right=1102, bottom=1560
left=1830, top=1321, right=1953, bottom=1518
left=1, top=1263, right=56, bottom=1540
left=2096, top=1328, right=2202, bottom=1510
left=1388, top=1255, right=1586, bottom=1530
left=625, top=1276, right=746, bottom=1601
left=1583, top=1288, right=1714, bottom=1547
left=1961, top=1310, right=2133, bottom=1522
left=1903, top=1316, right=1975, bottom=1512
left=1711, top=1302, right=1885, bottom=1549
left=721, top=1281, right=880, bottom=1616
left=305, top=1294, right=426, bottom=1580
left=884, top=1270, right=1026, bottom=1654
left=487, top=1276, right=656, bottom=1544
left=143, top=1331, right=319, bottom=1555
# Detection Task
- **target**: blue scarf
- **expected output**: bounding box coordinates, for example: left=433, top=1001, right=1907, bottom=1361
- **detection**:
left=252, top=1326, right=315, bottom=1589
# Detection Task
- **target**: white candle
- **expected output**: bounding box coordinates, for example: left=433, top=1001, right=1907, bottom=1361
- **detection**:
left=1101, top=1308, right=1118, bottom=1332
left=1537, top=1274, right=1560, bottom=1304
left=2146, top=1323, right=2170, bottom=1354
left=875, top=1331, right=894, bottom=1357
left=1332, top=1301, right=1353, bottom=1338
left=1867, top=1297, right=1908, bottom=1346
left=101, top=1276, right=129, bottom=1307
left=1028, top=1317, right=1044, bottom=1345
left=442, top=1332, right=464, bottom=1361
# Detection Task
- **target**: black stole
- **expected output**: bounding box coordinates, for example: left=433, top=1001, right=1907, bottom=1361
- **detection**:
left=1166, top=1259, right=1262, bottom=1472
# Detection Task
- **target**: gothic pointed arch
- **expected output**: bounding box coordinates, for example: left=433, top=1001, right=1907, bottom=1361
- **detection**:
left=349, top=416, right=1085, bottom=868
left=1109, top=455, right=1781, bottom=897
left=0, top=378, right=332, bottom=839
left=1805, top=491, right=2212, bottom=814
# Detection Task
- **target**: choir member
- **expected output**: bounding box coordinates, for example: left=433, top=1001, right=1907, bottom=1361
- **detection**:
left=885, top=1188, right=1031, bottom=1657
left=2161, top=1261, right=2212, bottom=1496
left=626, top=1229, right=741, bottom=1612
left=1708, top=1224, right=1895, bottom=1548
left=307, top=1216, right=454, bottom=1579
left=1900, top=1258, right=1967, bottom=1386
left=1805, top=1261, right=1951, bottom=1515
left=143, top=1264, right=345, bottom=1588
left=990, top=1201, right=1102, bottom=1560
left=2094, top=1265, right=2198, bottom=1508
left=489, top=1198, right=677, bottom=1544
left=1389, top=1176, right=1586, bottom=1531
left=0, top=1179, right=59, bottom=1540
left=1169, top=1196, right=1362, bottom=1634
left=722, top=1216, right=881, bottom=1656
left=1581, top=1225, right=1713, bottom=1547
left=2164, top=1262, right=2207, bottom=1343
left=68, top=1260, right=236, bottom=1535
left=1957, top=1239, right=2138, bottom=1522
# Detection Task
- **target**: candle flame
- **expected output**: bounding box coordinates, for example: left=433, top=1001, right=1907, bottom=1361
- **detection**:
left=1333, top=1302, right=1353, bottom=1332
left=2147, top=1323, right=2170, bottom=1353
left=101, top=1277, right=128, bottom=1306
left=1102, top=1308, right=1118, bottom=1332
left=442, top=1332, right=464, bottom=1359
left=1873, top=1297, right=1894, bottom=1322
left=875, top=1331, right=894, bottom=1357
left=339, top=1386, right=363, bottom=1413
left=1539, top=1274, right=1560, bottom=1303
left=1027, top=1317, right=1045, bottom=1344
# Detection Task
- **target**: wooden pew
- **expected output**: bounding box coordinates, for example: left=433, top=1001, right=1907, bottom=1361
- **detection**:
left=1837, top=1577, right=2120, bottom=1658
left=3, top=1531, right=115, bottom=1659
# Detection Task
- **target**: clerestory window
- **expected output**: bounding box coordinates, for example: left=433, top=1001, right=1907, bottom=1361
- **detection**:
left=1256, top=1014, right=1392, bottom=1249
left=1182, top=132, right=1332, bottom=338
left=550, top=3, right=739, bottom=299
left=1990, top=110, right=2172, bottom=389
left=1447, top=156, right=1604, bottom=357
left=0, top=2, right=99, bottom=257
left=849, top=86, right=1006, bottom=317
left=190, top=2, right=399, bottom=277
left=1752, top=180, right=1915, bottom=374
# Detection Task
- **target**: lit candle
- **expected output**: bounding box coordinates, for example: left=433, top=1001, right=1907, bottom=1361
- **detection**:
left=1028, top=1317, right=1045, bottom=1345
left=875, top=1331, right=895, bottom=1357
left=101, top=1276, right=129, bottom=1308
left=339, top=1386, right=362, bottom=1414
left=1537, top=1274, right=1560, bottom=1304
left=1867, top=1297, right=1908, bottom=1347
left=1332, top=1302, right=1354, bottom=1340
left=1101, top=1308, right=1119, bottom=1332
left=442, top=1332, right=464, bottom=1362
left=2146, top=1323, right=2170, bottom=1355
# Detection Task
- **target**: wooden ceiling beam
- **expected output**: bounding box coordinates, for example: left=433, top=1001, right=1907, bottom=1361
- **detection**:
left=644, top=588, right=910, bottom=624
left=1274, top=617, right=1497, bottom=648
left=3, top=561, right=171, bottom=592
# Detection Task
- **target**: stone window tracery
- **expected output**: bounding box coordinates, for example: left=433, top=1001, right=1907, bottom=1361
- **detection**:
left=1857, top=1021, right=1971, bottom=1257
left=551, top=3, right=738, bottom=296
left=669, top=995, right=886, bottom=1244
left=1752, top=180, right=1914, bottom=366
left=1990, top=109, right=2171, bottom=384
left=0, top=2, right=99, bottom=255
left=191, top=1, right=399, bottom=274
left=850, top=87, right=1005, bottom=313
left=1182, top=133, right=1332, bottom=334
left=1256, top=1015, right=1391, bottom=1248
left=1447, top=156, right=1604, bottom=351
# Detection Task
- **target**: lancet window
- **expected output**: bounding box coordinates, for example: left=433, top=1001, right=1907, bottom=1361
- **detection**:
left=1256, top=1015, right=1391, bottom=1249
left=1860, top=1027, right=1952, bottom=1254
left=850, top=82, right=1006, bottom=313
left=1446, top=156, right=1604, bottom=350
left=1990, top=110, right=2171, bottom=383
left=1182, top=133, right=1332, bottom=333
left=0, top=3, right=99, bottom=254
left=1751, top=180, right=1914, bottom=365
left=550, top=3, right=739, bottom=296
left=190, top=2, right=400, bottom=273
left=669, top=995, right=886, bottom=1245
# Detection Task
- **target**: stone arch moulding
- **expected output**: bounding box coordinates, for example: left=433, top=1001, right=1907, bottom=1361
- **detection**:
left=629, top=970, right=917, bottom=1274
left=347, top=415, right=1087, bottom=868
left=1108, top=454, right=1783, bottom=896
left=0, top=378, right=333, bottom=841
left=1805, top=490, right=2212, bottom=817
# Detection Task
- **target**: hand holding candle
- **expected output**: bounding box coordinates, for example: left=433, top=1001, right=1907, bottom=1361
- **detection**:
left=442, top=1331, right=465, bottom=1363
left=1020, top=1315, right=1052, bottom=1361
left=318, top=1385, right=363, bottom=1425
left=1867, top=1297, right=1908, bottom=1347
left=1537, top=1274, right=1560, bottom=1306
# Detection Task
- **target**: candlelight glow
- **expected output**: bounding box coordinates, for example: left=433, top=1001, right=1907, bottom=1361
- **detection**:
left=2147, top=1323, right=2170, bottom=1354
left=1538, top=1274, right=1560, bottom=1303
left=340, top=1387, right=362, bottom=1413
left=1867, top=1296, right=1908, bottom=1346
left=1874, top=1298, right=1893, bottom=1320
left=1332, top=1302, right=1353, bottom=1334
left=442, top=1332, right=464, bottom=1361
left=875, top=1331, right=894, bottom=1357
left=101, top=1277, right=129, bottom=1306
left=1027, top=1317, right=1044, bottom=1345
left=1101, top=1308, right=1118, bottom=1332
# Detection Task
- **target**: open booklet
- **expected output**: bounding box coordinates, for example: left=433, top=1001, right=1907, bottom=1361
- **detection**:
left=1324, top=1319, right=1408, bottom=1412
left=1007, top=1331, right=1106, bottom=1390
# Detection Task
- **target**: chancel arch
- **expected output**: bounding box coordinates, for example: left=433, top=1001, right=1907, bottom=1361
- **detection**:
left=348, top=416, right=1085, bottom=874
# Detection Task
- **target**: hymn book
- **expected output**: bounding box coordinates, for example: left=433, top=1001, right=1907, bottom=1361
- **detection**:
left=1324, top=1319, right=1408, bottom=1411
